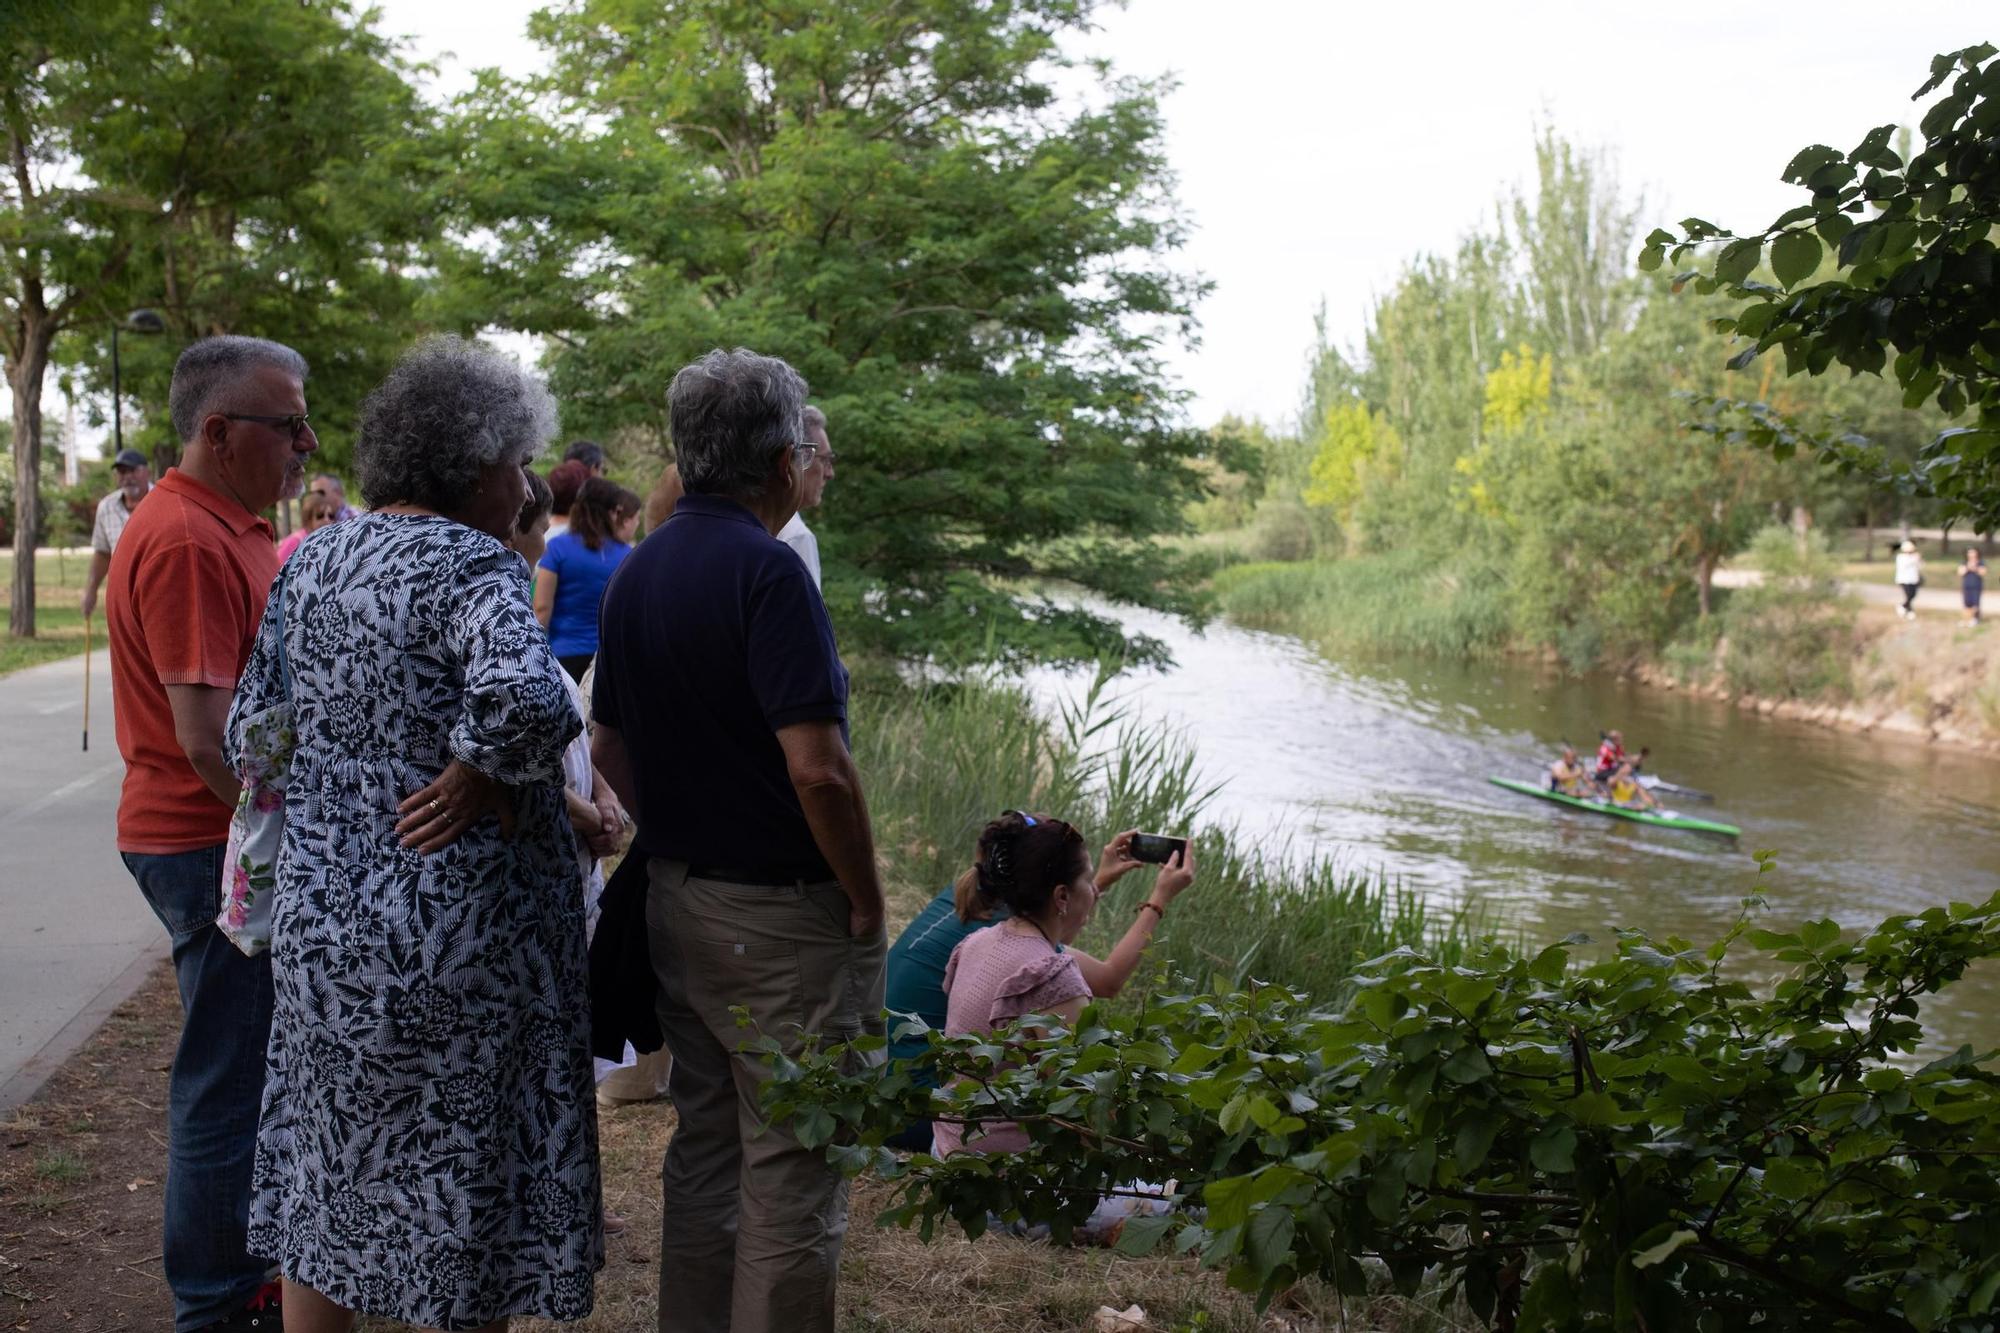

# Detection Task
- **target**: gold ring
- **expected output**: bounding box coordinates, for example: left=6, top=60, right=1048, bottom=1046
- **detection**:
left=428, top=798, right=441, bottom=813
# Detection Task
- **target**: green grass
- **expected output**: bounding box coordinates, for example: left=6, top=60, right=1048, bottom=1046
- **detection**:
left=852, top=671, right=1473, bottom=1002
left=1210, top=550, right=1511, bottom=661
left=0, top=549, right=94, bottom=677
left=32, top=1149, right=86, bottom=1184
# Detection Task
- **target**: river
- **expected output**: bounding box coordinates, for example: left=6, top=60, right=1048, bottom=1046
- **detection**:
left=1026, top=600, right=2000, bottom=1050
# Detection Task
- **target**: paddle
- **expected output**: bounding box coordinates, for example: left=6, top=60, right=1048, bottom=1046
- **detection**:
left=1637, top=775, right=1714, bottom=802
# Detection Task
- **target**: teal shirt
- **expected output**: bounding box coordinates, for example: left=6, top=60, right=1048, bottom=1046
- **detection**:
left=883, top=885, right=1009, bottom=1074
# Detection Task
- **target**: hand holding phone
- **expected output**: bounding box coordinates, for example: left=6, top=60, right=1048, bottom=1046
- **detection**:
left=1128, top=832, right=1187, bottom=864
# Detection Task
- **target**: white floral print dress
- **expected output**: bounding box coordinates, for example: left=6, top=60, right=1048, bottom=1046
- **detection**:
left=224, top=514, right=602, bottom=1328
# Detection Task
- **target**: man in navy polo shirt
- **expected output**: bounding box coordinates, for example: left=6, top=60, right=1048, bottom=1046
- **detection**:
left=592, top=348, right=886, bottom=1333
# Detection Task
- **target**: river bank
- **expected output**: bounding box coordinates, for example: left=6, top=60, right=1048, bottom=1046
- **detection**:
left=1211, top=553, right=2000, bottom=756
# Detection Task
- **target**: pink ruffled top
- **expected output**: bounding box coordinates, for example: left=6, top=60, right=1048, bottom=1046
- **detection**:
left=930, top=925, right=1090, bottom=1157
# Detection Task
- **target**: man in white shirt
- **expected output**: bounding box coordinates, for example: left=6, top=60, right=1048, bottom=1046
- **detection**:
left=80, top=448, right=153, bottom=619
left=778, top=405, right=835, bottom=589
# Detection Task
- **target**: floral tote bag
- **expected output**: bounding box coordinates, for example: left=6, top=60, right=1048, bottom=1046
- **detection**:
left=218, top=573, right=295, bottom=956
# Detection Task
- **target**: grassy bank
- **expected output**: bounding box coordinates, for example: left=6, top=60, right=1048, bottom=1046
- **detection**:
left=1211, top=550, right=1510, bottom=661
left=0, top=551, right=93, bottom=677
left=851, top=672, right=1473, bottom=998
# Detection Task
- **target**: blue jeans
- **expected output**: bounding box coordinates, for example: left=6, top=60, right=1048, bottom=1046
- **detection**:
left=122, top=845, right=276, bottom=1332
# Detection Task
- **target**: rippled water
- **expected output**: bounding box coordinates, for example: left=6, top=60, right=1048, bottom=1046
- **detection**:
left=1025, top=600, right=2000, bottom=1049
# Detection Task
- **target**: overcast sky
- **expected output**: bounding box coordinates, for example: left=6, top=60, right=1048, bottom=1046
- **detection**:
left=377, top=0, right=1978, bottom=428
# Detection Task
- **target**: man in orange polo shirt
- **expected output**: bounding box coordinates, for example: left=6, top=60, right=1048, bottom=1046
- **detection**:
left=107, top=335, right=316, bottom=1333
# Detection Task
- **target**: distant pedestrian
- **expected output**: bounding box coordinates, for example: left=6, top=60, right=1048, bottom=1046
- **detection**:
left=106, top=335, right=317, bottom=1333
left=226, top=335, right=602, bottom=1330
left=564, top=438, right=607, bottom=476
left=1964, top=547, right=1987, bottom=626
left=306, top=473, right=358, bottom=523
left=776, top=405, right=836, bottom=589
left=534, top=475, right=641, bottom=681
left=273, top=492, right=337, bottom=564
left=593, top=348, right=886, bottom=1333
left=642, top=461, right=684, bottom=532
left=544, top=458, right=588, bottom=539
left=79, top=448, right=152, bottom=619
left=1894, top=540, right=1923, bottom=619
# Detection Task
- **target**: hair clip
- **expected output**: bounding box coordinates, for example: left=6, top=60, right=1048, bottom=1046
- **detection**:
left=1005, top=809, right=1038, bottom=827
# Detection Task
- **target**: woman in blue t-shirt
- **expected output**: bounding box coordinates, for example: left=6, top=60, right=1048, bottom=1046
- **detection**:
left=534, top=475, right=640, bottom=680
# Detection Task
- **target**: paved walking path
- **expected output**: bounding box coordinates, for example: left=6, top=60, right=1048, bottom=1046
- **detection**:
left=0, top=645, right=165, bottom=1112
left=1713, top=567, right=1980, bottom=615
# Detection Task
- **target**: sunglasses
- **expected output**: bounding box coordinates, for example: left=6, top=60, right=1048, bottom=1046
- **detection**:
left=224, top=412, right=313, bottom=444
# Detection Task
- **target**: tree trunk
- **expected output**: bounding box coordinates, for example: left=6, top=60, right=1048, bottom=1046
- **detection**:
left=1697, top=550, right=1717, bottom=619
left=8, top=326, right=52, bottom=639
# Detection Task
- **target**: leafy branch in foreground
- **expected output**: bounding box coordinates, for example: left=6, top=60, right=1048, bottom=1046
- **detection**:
left=1641, top=43, right=2000, bottom=526
left=766, top=881, right=2000, bottom=1331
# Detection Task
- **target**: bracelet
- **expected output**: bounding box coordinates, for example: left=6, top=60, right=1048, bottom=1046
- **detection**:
left=1137, top=901, right=1164, bottom=920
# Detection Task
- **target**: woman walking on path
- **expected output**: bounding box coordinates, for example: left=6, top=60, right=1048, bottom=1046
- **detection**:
left=226, top=336, right=602, bottom=1332
left=1963, top=548, right=1987, bottom=626
left=1894, top=540, right=1923, bottom=619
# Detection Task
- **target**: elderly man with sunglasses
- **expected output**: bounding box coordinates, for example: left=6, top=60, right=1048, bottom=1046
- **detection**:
left=105, top=335, right=317, bottom=1333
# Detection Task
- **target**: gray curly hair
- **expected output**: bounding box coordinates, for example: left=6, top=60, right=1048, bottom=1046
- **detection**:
left=669, top=348, right=808, bottom=499
left=355, top=336, right=558, bottom=511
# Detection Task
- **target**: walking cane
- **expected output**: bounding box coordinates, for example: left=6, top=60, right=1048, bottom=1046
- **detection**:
left=82, top=609, right=91, bottom=752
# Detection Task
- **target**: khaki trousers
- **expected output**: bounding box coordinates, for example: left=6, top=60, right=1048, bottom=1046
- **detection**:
left=645, top=859, right=886, bottom=1333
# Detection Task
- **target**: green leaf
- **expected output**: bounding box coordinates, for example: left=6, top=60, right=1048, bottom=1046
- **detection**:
left=1454, top=1115, right=1501, bottom=1173
left=1771, top=230, right=1823, bottom=288
left=1798, top=918, right=1841, bottom=950
left=1630, top=1228, right=1699, bottom=1270
left=1760, top=1155, right=1821, bottom=1200
left=1203, top=1174, right=1256, bottom=1231
left=1244, top=1206, right=1297, bottom=1283
left=1905, top=1276, right=1951, bottom=1332
left=1112, top=1212, right=1176, bottom=1257
left=1715, top=238, right=1763, bottom=284
left=1441, top=1045, right=1494, bottom=1085
left=1530, top=1123, right=1577, bottom=1174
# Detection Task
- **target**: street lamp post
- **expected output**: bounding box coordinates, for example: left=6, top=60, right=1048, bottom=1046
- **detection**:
left=111, top=308, right=166, bottom=457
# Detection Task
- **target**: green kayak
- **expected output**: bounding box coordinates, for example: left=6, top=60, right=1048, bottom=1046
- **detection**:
left=1488, top=777, right=1741, bottom=838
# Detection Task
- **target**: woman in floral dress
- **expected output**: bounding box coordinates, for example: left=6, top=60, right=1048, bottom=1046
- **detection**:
left=226, top=337, right=601, bottom=1331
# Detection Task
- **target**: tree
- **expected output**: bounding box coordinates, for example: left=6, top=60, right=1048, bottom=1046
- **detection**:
left=1303, top=398, right=1398, bottom=523
left=1509, top=129, right=1641, bottom=364
left=1642, top=43, right=2000, bottom=526
left=3, top=1, right=148, bottom=636
left=450, top=0, right=1213, bottom=668
left=3, top=0, right=435, bottom=637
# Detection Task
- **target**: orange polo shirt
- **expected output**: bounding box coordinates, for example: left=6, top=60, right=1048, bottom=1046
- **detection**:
left=106, top=468, right=278, bottom=854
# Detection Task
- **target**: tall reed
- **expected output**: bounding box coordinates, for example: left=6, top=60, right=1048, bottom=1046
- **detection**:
left=852, top=673, right=1473, bottom=1002
left=1212, top=551, right=1511, bottom=660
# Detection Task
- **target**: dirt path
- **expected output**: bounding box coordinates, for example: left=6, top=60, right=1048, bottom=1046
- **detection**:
left=0, top=965, right=1379, bottom=1333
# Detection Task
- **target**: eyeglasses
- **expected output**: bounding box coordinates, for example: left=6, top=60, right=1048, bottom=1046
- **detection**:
left=224, top=413, right=312, bottom=444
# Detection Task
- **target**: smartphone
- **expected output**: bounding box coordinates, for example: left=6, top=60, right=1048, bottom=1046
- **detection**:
left=1128, top=832, right=1188, bottom=865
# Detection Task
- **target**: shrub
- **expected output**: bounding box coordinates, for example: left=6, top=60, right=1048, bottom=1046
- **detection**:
left=771, top=877, right=2000, bottom=1332
left=1715, top=527, right=1857, bottom=701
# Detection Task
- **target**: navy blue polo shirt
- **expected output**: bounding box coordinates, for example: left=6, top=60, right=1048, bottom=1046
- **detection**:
left=593, top=493, right=849, bottom=879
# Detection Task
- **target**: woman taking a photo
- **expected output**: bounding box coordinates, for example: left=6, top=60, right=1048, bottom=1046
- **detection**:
left=535, top=475, right=641, bottom=681
left=928, top=811, right=1195, bottom=1158
left=226, top=336, right=601, bottom=1332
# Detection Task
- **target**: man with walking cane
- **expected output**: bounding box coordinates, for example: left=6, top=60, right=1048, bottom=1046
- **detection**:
left=105, top=336, right=316, bottom=1333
